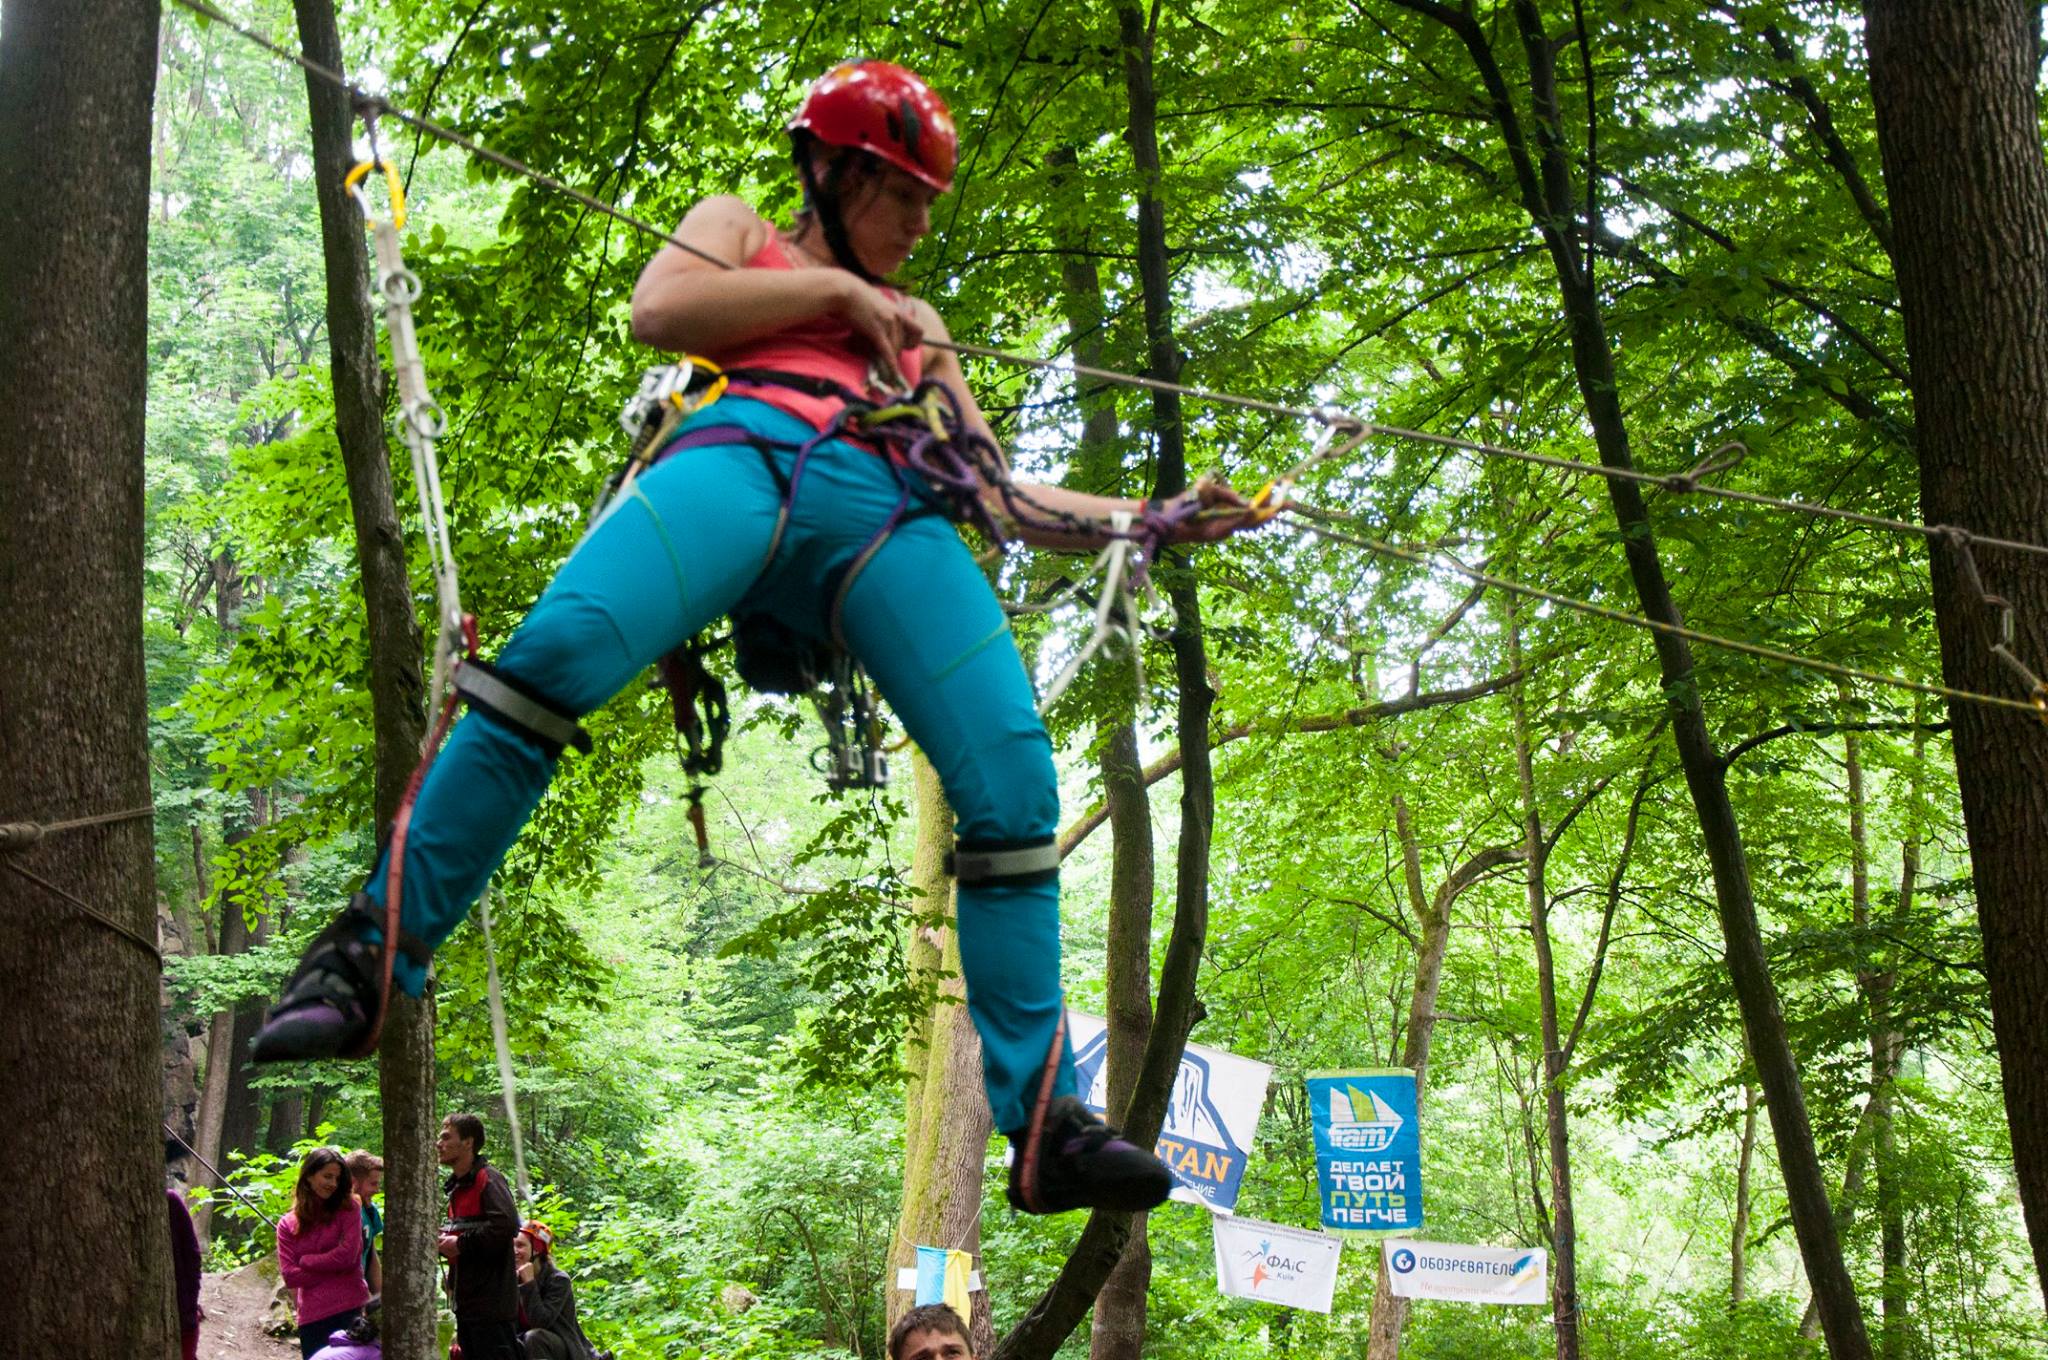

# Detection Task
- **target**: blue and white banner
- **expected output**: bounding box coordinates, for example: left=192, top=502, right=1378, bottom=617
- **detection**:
left=1212, top=1213, right=1344, bottom=1313
left=1383, top=1239, right=1546, bottom=1304
left=1070, top=1012, right=1271, bottom=1212
left=1307, top=1070, right=1422, bottom=1233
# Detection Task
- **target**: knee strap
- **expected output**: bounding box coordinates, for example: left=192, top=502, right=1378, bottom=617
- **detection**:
left=454, top=660, right=593, bottom=757
left=947, top=836, right=1060, bottom=888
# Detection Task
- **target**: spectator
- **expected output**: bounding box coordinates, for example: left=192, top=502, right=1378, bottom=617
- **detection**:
left=309, top=1299, right=382, bottom=1360
left=436, top=1113, right=521, bottom=1360
left=514, top=1221, right=595, bottom=1360
left=277, top=1146, right=369, bottom=1359
left=165, top=1137, right=203, bottom=1360
left=888, top=1303, right=973, bottom=1360
left=347, top=1149, right=385, bottom=1294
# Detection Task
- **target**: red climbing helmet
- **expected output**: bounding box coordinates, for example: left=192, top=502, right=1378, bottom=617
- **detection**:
left=520, top=1220, right=554, bottom=1255
left=788, top=61, right=957, bottom=193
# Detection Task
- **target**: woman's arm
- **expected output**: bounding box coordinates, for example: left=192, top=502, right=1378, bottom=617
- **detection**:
left=630, top=197, right=920, bottom=364
left=276, top=1218, right=314, bottom=1289
left=295, top=1204, right=364, bottom=1274
left=914, top=300, right=1256, bottom=552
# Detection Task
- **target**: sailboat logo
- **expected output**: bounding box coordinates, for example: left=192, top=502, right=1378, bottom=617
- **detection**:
left=1326, top=1084, right=1404, bottom=1153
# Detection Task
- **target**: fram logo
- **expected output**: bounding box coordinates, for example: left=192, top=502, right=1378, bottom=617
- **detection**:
left=1074, top=1032, right=1249, bottom=1204
left=1326, top=1083, right=1404, bottom=1153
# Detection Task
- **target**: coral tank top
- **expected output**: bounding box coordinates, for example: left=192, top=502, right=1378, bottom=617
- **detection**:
left=714, top=232, right=926, bottom=431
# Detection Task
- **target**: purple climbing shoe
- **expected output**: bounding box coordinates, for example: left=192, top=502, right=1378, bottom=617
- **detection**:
left=1006, top=1095, right=1173, bottom=1215
left=248, top=899, right=384, bottom=1062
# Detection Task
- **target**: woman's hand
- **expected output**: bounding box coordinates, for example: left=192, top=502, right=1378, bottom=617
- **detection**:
left=830, top=273, right=923, bottom=389
left=1157, top=473, right=1267, bottom=544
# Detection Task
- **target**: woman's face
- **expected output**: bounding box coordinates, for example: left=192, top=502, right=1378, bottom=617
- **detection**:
left=514, top=1234, right=533, bottom=1267
left=838, top=161, right=940, bottom=276
left=309, top=1162, right=342, bottom=1199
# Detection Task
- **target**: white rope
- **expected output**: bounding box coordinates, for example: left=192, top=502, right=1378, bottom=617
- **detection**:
left=359, top=193, right=464, bottom=722
left=477, top=880, right=532, bottom=1206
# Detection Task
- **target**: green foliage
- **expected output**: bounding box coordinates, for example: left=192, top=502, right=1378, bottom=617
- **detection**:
left=145, top=2, right=2048, bottom=1357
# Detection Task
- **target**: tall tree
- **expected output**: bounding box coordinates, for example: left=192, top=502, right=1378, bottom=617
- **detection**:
left=890, top=756, right=996, bottom=1355
left=1863, top=0, right=2048, bottom=1296
left=0, top=0, right=169, bottom=1356
left=1381, top=5, right=1874, bottom=1353
left=291, top=4, right=439, bottom=1358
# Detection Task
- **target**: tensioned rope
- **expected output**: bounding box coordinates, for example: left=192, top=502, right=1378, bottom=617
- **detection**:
left=1280, top=509, right=2046, bottom=717
left=0, top=805, right=163, bottom=962
left=162, top=0, right=2048, bottom=562
left=164, top=1122, right=283, bottom=1230
left=163, top=0, right=2048, bottom=719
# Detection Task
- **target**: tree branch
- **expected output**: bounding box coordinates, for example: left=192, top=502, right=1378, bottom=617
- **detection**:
left=1056, top=669, right=1528, bottom=859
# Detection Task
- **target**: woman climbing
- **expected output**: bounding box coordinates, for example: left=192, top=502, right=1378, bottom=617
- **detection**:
left=252, top=59, right=1259, bottom=1214
left=276, top=1147, right=370, bottom=1359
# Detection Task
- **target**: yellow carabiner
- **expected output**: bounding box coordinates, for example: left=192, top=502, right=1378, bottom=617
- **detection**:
left=676, top=355, right=728, bottom=414
left=343, top=159, right=408, bottom=231
left=1245, top=479, right=1287, bottom=524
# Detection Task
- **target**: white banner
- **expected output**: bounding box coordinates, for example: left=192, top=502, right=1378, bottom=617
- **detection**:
left=1070, top=1011, right=1272, bottom=1211
left=1211, top=1214, right=1343, bottom=1313
left=1383, top=1239, right=1547, bottom=1305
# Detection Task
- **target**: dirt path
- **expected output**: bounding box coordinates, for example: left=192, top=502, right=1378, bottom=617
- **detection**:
left=199, top=1260, right=297, bottom=1360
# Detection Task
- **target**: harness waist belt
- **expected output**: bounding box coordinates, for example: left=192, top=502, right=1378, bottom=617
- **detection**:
left=454, top=662, right=593, bottom=756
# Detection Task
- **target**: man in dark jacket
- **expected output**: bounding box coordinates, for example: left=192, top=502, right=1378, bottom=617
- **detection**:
left=436, top=1112, right=522, bottom=1360
left=513, top=1221, right=595, bottom=1360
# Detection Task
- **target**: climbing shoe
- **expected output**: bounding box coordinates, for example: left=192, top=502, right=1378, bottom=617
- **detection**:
left=1005, top=1095, right=1174, bottom=1215
left=248, top=894, right=391, bottom=1062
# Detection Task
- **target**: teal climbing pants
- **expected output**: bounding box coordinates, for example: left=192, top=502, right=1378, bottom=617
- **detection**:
left=360, top=397, right=1074, bottom=1133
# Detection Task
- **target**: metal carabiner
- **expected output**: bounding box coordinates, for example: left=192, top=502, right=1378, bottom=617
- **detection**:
left=344, top=158, right=408, bottom=232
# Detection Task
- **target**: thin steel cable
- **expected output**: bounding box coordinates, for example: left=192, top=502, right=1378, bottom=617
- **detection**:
left=0, top=804, right=163, bottom=961
left=1280, top=508, right=2045, bottom=718
left=2, top=860, right=165, bottom=963
left=164, top=0, right=2048, bottom=566
left=163, top=1122, right=283, bottom=1230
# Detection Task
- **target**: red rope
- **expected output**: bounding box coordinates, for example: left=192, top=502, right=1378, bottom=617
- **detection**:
left=1016, top=1010, right=1069, bottom=1213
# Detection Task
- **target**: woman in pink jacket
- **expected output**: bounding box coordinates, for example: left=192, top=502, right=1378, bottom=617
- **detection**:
left=276, top=1146, right=369, bottom=1358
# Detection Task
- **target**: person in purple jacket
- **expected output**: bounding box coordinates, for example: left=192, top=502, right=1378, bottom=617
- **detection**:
left=277, top=1146, right=370, bottom=1359
left=166, top=1137, right=203, bottom=1360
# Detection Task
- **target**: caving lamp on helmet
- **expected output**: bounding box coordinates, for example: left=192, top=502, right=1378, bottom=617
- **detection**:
left=787, top=60, right=957, bottom=280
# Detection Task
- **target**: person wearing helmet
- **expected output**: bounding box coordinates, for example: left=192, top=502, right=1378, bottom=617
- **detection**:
left=514, top=1222, right=596, bottom=1360
left=250, top=60, right=1258, bottom=1215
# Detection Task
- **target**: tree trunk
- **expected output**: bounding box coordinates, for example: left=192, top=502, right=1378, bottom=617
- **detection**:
left=0, top=1, right=169, bottom=1356
left=1733, top=1083, right=1759, bottom=1306
left=1046, top=139, right=1158, bottom=1360
left=1090, top=724, right=1155, bottom=1360
left=994, top=9, right=1218, bottom=1353
left=891, top=754, right=996, bottom=1355
left=219, top=785, right=273, bottom=1164
left=1506, top=608, right=1579, bottom=1360
left=1389, top=5, right=1874, bottom=1353
left=291, top=4, right=438, bottom=1357
left=1365, top=797, right=1522, bottom=1360
left=1863, top=0, right=2048, bottom=1297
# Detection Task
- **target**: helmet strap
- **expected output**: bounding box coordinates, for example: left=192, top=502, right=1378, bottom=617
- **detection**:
left=793, top=137, right=882, bottom=285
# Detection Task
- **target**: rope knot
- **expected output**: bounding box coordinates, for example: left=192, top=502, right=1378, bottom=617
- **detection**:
left=0, top=823, right=47, bottom=854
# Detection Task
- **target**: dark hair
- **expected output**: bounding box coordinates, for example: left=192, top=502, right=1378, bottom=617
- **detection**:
left=889, top=1303, right=970, bottom=1359
left=789, top=133, right=890, bottom=283
left=443, top=1112, right=486, bottom=1155
left=291, top=1146, right=356, bottom=1229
